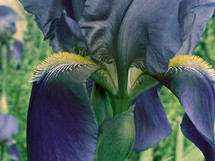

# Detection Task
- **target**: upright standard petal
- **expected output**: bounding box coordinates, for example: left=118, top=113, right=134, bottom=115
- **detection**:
left=118, top=0, right=181, bottom=74
left=157, top=64, right=215, bottom=160
left=80, top=0, right=215, bottom=74
left=0, top=114, right=18, bottom=143
left=79, top=0, right=133, bottom=61
left=19, top=0, right=85, bottom=52
left=177, top=0, right=215, bottom=55
left=133, top=85, right=172, bottom=151
left=80, top=0, right=181, bottom=74
left=28, top=53, right=99, bottom=161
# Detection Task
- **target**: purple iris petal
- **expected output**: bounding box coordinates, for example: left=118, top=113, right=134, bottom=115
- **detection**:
left=0, top=114, right=18, bottom=143
left=0, top=6, right=17, bottom=18
left=19, top=0, right=85, bottom=52
left=133, top=85, right=172, bottom=151
left=13, top=39, right=23, bottom=69
left=161, top=68, right=215, bottom=160
left=8, top=142, right=20, bottom=161
left=0, top=6, right=17, bottom=41
left=6, top=43, right=13, bottom=63
left=181, top=114, right=215, bottom=160
left=27, top=65, right=98, bottom=161
left=177, top=0, right=215, bottom=55
left=6, top=39, right=23, bottom=69
left=80, top=0, right=215, bottom=74
left=119, top=0, right=181, bottom=74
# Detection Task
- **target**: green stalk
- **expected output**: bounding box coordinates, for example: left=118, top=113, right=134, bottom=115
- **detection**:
left=111, top=94, right=132, bottom=115
left=1, top=91, right=8, bottom=113
left=0, top=44, right=9, bottom=113
left=175, top=122, right=183, bottom=161
left=139, top=149, right=153, bottom=161
left=0, top=145, right=5, bottom=161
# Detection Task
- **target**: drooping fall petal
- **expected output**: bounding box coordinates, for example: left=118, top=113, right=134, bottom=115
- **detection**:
left=133, top=85, right=172, bottom=151
left=28, top=53, right=99, bottom=161
left=159, top=67, right=215, bottom=160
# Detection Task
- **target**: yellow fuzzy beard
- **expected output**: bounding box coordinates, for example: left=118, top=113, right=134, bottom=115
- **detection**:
left=169, top=55, right=215, bottom=81
left=30, top=52, right=95, bottom=82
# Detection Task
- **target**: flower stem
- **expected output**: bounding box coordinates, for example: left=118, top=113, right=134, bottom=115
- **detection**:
left=110, top=93, right=132, bottom=115
left=0, top=145, right=5, bottom=161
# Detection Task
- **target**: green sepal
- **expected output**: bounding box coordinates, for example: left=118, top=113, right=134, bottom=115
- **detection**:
left=128, top=74, right=159, bottom=100
left=91, top=83, right=113, bottom=125
left=95, top=108, right=136, bottom=161
left=90, top=69, right=117, bottom=96
left=126, top=66, right=159, bottom=104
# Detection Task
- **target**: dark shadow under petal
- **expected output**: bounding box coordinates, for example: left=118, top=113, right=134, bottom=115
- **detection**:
left=62, top=0, right=85, bottom=21
left=28, top=65, right=99, bottom=161
left=133, top=85, right=172, bottom=151
left=86, top=78, right=94, bottom=97
left=91, top=83, right=113, bottom=125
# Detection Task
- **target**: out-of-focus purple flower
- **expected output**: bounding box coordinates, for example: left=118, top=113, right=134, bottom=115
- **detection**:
left=0, top=6, right=17, bottom=43
left=0, top=114, right=19, bottom=161
left=0, top=6, right=23, bottom=70
left=6, top=39, right=23, bottom=70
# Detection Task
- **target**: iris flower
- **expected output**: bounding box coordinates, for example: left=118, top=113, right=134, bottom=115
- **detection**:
left=0, top=5, right=23, bottom=70
left=20, top=0, right=215, bottom=161
left=0, top=114, right=19, bottom=161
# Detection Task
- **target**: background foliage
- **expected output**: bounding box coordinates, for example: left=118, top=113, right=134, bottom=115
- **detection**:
left=0, top=1, right=214, bottom=161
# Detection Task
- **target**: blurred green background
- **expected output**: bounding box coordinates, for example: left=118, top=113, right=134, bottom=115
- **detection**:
left=0, top=1, right=215, bottom=161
